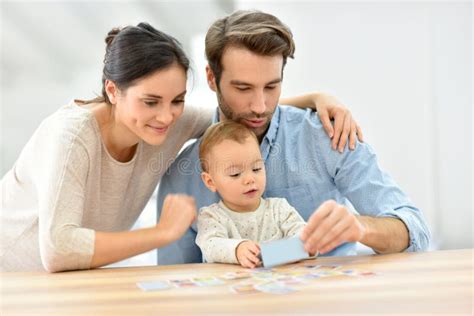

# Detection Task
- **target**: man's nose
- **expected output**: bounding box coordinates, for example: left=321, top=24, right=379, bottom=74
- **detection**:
left=250, top=90, right=266, bottom=115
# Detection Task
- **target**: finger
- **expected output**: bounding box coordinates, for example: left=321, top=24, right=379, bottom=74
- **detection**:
left=304, top=205, right=346, bottom=253
left=331, top=111, right=344, bottom=150
left=248, top=243, right=260, bottom=256
left=349, top=121, right=357, bottom=151
left=315, top=214, right=352, bottom=252
left=356, top=124, right=364, bottom=142
left=319, top=231, right=346, bottom=254
left=318, top=109, right=334, bottom=139
left=301, top=200, right=337, bottom=241
left=246, top=252, right=260, bottom=266
left=243, top=257, right=256, bottom=269
left=337, top=112, right=352, bottom=153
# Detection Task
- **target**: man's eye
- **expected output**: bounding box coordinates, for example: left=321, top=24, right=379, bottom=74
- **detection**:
left=236, top=87, right=249, bottom=91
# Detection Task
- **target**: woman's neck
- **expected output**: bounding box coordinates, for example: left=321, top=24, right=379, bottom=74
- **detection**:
left=90, top=103, right=140, bottom=162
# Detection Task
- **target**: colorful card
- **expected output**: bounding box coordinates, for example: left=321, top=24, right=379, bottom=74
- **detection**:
left=230, top=282, right=259, bottom=294
left=254, top=282, right=298, bottom=295
left=137, top=280, right=172, bottom=291
left=220, top=271, right=252, bottom=280
left=192, top=277, right=225, bottom=286
left=169, top=279, right=198, bottom=288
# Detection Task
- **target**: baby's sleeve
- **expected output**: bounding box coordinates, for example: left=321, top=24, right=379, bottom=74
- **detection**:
left=195, top=207, right=246, bottom=264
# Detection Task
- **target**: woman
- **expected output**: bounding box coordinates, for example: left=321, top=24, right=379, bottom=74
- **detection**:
left=1, top=23, right=361, bottom=272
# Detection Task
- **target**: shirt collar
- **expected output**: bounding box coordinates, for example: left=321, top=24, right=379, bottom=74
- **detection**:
left=262, top=106, right=281, bottom=146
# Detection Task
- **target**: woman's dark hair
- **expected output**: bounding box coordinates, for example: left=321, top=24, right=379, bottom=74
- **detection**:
left=83, top=22, right=189, bottom=104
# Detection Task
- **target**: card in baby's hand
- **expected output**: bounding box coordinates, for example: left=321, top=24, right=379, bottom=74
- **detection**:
left=260, top=236, right=315, bottom=268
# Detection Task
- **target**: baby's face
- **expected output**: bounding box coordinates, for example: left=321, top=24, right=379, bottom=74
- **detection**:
left=206, top=136, right=266, bottom=212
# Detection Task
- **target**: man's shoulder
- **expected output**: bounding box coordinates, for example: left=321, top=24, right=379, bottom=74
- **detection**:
left=277, top=105, right=326, bottom=133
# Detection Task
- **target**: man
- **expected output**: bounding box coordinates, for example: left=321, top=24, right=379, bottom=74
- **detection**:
left=157, top=10, right=431, bottom=264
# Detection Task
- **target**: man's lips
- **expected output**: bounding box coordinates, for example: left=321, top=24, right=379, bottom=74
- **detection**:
left=243, top=118, right=266, bottom=128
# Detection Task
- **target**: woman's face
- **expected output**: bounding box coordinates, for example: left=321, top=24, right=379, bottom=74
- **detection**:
left=111, top=63, right=187, bottom=146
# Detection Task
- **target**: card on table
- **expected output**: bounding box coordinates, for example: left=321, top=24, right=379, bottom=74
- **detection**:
left=137, top=280, right=172, bottom=291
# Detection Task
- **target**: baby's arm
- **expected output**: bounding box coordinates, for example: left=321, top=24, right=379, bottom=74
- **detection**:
left=196, top=208, right=246, bottom=264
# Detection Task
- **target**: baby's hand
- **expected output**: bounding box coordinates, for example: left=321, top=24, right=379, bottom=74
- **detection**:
left=236, top=241, right=261, bottom=269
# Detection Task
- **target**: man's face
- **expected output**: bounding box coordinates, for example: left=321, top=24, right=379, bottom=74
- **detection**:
left=207, top=46, right=283, bottom=140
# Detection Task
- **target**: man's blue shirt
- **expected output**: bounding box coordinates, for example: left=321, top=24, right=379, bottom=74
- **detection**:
left=156, top=106, right=431, bottom=264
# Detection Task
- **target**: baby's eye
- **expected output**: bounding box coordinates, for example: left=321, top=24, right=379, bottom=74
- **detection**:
left=253, top=167, right=262, bottom=172
left=229, top=173, right=241, bottom=178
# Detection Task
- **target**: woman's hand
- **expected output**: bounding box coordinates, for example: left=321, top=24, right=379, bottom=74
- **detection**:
left=157, top=194, right=197, bottom=243
left=314, top=94, right=364, bottom=152
left=280, top=92, right=364, bottom=152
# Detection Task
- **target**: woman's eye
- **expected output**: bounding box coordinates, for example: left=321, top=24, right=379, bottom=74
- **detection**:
left=172, top=99, right=185, bottom=105
left=265, top=86, right=276, bottom=90
left=144, top=101, right=157, bottom=107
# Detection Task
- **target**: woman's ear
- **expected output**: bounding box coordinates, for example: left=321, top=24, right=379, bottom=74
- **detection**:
left=201, top=171, right=217, bottom=192
left=105, top=80, right=118, bottom=104
left=205, top=65, right=217, bottom=92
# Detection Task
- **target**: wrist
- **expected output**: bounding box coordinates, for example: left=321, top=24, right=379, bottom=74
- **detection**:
left=155, top=223, right=174, bottom=244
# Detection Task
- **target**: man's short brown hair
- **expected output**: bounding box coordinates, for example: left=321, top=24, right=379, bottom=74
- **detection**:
left=199, top=121, right=259, bottom=172
left=205, top=10, right=295, bottom=86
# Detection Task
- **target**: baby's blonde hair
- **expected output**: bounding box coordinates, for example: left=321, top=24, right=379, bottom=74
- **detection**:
left=199, top=121, right=258, bottom=172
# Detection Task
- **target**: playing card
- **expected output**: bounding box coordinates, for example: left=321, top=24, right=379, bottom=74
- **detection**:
left=254, top=281, right=298, bottom=295
left=137, top=280, right=171, bottom=291
left=192, top=277, right=225, bottom=286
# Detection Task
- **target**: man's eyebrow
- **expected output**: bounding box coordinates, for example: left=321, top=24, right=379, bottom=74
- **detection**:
left=230, top=78, right=282, bottom=86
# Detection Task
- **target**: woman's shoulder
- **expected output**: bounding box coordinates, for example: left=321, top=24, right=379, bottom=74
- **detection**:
left=42, top=100, right=100, bottom=142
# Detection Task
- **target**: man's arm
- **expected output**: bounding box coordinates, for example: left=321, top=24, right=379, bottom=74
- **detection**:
left=299, top=116, right=431, bottom=255
left=280, top=92, right=364, bottom=152
left=301, top=199, right=412, bottom=255
left=358, top=216, right=410, bottom=254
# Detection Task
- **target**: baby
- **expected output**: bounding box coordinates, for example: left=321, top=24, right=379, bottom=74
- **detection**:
left=196, top=121, right=309, bottom=268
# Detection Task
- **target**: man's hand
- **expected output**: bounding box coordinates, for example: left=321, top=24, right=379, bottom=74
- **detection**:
left=236, top=240, right=261, bottom=269
left=314, top=94, right=364, bottom=152
left=300, top=200, right=366, bottom=255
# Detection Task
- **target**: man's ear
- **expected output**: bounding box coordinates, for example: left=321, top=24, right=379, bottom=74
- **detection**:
left=201, top=171, right=217, bottom=192
left=205, top=65, right=218, bottom=92
left=104, top=80, right=118, bottom=104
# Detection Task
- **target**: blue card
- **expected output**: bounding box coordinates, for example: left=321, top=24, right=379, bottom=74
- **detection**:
left=260, top=236, right=312, bottom=268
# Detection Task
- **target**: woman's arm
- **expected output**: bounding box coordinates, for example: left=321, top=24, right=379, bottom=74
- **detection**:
left=91, top=195, right=196, bottom=268
left=280, top=92, right=364, bottom=152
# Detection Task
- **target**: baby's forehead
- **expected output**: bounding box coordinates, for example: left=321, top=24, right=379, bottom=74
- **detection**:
left=207, top=140, right=262, bottom=167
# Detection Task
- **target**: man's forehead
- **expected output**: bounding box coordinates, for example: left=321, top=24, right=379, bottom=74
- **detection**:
left=220, top=46, right=284, bottom=78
